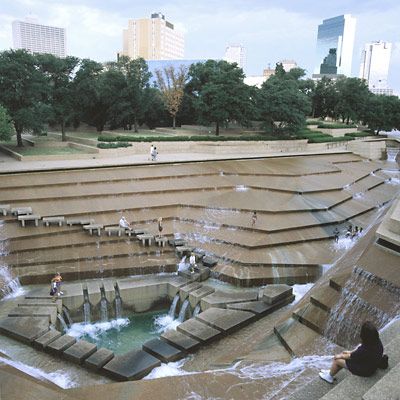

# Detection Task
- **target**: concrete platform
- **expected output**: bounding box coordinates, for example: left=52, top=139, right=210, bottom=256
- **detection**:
left=160, top=329, right=201, bottom=352
left=45, top=334, right=76, bottom=355
left=8, top=306, right=57, bottom=325
left=102, top=349, right=161, bottom=381
left=200, top=290, right=258, bottom=310
left=262, top=284, right=293, bottom=304
left=188, top=286, right=215, bottom=308
left=177, top=318, right=221, bottom=343
left=195, top=308, right=255, bottom=333
left=63, top=340, right=97, bottom=364
left=0, top=316, right=50, bottom=344
left=363, top=363, right=400, bottom=400
left=202, top=256, right=218, bottom=268
left=179, top=282, right=202, bottom=301
left=84, top=348, right=114, bottom=370
left=142, top=338, right=184, bottom=363
left=34, top=329, right=62, bottom=349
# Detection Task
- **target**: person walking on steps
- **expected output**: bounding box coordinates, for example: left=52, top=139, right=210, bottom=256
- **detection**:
left=50, top=272, right=63, bottom=300
left=189, top=252, right=196, bottom=274
left=157, top=217, right=163, bottom=238
left=319, top=321, right=386, bottom=384
left=251, top=211, right=257, bottom=227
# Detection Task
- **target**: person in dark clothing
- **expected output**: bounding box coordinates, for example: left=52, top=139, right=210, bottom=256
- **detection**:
left=319, top=321, right=384, bottom=384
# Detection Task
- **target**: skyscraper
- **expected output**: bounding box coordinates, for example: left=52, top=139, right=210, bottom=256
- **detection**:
left=314, top=14, right=356, bottom=78
left=224, top=44, right=246, bottom=70
left=121, top=13, right=184, bottom=60
left=12, top=18, right=66, bottom=58
left=359, top=41, right=392, bottom=95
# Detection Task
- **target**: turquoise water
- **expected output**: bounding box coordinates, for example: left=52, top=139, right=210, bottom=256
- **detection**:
left=67, top=309, right=168, bottom=355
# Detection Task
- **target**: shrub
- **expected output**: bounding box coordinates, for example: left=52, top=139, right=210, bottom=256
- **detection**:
left=317, top=123, right=357, bottom=129
left=345, top=131, right=375, bottom=138
left=305, top=120, right=320, bottom=125
left=97, top=142, right=132, bottom=149
left=308, top=136, right=354, bottom=143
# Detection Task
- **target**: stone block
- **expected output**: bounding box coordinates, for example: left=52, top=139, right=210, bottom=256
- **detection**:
left=63, top=340, right=97, bottom=364
left=202, top=256, right=218, bottom=268
left=262, top=284, right=293, bottom=305
left=45, top=334, right=76, bottom=355
left=177, top=318, right=221, bottom=343
left=0, top=316, right=49, bottom=344
left=160, top=329, right=200, bottom=352
left=9, top=306, right=58, bottom=325
left=200, top=290, right=258, bottom=311
left=196, top=266, right=211, bottom=281
left=142, top=338, right=184, bottom=363
left=103, top=349, right=161, bottom=381
left=178, top=270, right=200, bottom=281
left=86, top=281, right=101, bottom=305
left=196, top=308, right=255, bottom=333
left=167, top=276, right=192, bottom=298
left=188, top=286, right=215, bottom=309
left=179, top=282, right=202, bottom=301
left=363, top=363, right=400, bottom=400
left=34, top=329, right=62, bottom=349
left=85, top=348, right=114, bottom=370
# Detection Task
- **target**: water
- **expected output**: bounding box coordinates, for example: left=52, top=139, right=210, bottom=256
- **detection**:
left=154, top=313, right=180, bottom=333
left=386, top=147, right=399, bottom=162
left=100, top=298, right=108, bottom=322
left=169, top=294, right=180, bottom=318
left=292, top=283, right=314, bottom=304
left=83, top=302, right=91, bottom=324
left=193, top=303, right=201, bottom=317
left=67, top=309, right=167, bottom=355
left=235, top=185, right=249, bottom=192
left=0, top=265, right=26, bottom=300
left=114, top=283, right=122, bottom=318
left=57, top=314, right=68, bottom=331
left=178, top=299, right=191, bottom=322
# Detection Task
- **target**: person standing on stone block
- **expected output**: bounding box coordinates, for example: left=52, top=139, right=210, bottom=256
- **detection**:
left=189, top=252, right=196, bottom=273
left=319, top=321, right=384, bottom=384
left=251, top=211, right=257, bottom=227
left=157, top=217, right=163, bottom=238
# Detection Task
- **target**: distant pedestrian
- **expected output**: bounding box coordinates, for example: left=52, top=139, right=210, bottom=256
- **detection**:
left=149, top=144, right=154, bottom=161
left=157, top=217, right=163, bottom=238
left=251, top=211, right=257, bottom=227
left=50, top=272, right=63, bottom=300
left=333, top=227, right=339, bottom=243
left=119, top=216, right=131, bottom=231
left=189, top=252, right=196, bottom=273
left=153, top=146, right=158, bottom=161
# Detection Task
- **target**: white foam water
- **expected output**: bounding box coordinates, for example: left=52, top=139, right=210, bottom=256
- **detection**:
left=143, top=359, right=192, bottom=380
left=292, top=283, right=314, bottom=304
left=153, top=314, right=180, bottom=333
left=235, top=185, right=249, bottom=192
left=66, top=318, right=129, bottom=340
left=0, top=355, right=78, bottom=388
left=333, top=236, right=355, bottom=251
left=0, top=265, right=26, bottom=300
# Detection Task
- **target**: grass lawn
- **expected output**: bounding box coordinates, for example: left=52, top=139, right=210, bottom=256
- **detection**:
left=6, top=145, right=87, bottom=156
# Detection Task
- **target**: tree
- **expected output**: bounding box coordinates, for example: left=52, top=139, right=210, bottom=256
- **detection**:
left=187, top=60, right=255, bottom=135
left=363, top=95, right=400, bottom=134
left=0, top=105, right=14, bottom=141
left=36, top=54, right=80, bottom=141
left=155, top=65, right=188, bottom=129
left=0, top=50, right=49, bottom=146
left=335, top=77, right=371, bottom=124
left=257, top=64, right=311, bottom=133
left=310, top=77, right=339, bottom=119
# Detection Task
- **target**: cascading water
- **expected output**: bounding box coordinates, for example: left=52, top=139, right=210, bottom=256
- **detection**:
left=169, top=294, right=180, bottom=318
left=0, top=265, right=24, bottom=299
left=192, top=303, right=201, bottom=317
left=386, top=147, right=400, bottom=162
left=114, top=284, right=122, bottom=319
left=178, top=299, right=191, bottom=322
left=100, top=287, right=108, bottom=322
left=325, top=266, right=400, bottom=347
left=62, top=307, right=73, bottom=327
left=57, top=314, right=68, bottom=332
left=83, top=288, right=91, bottom=324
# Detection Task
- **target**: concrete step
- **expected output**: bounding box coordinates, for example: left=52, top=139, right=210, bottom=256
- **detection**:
left=329, top=272, right=351, bottom=292
left=293, top=303, right=329, bottom=335
left=310, top=283, right=341, bottom=312
left=362, top=362, right=400, bottom=400
left=142, top=338, right=184, bottom=363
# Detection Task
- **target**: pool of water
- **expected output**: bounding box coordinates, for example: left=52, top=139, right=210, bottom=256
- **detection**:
left=66, top=309, right=168, bottom=355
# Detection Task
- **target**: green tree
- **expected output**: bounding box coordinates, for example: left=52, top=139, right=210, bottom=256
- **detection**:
left=257, top=64, right=311, bottom=133
left=363, top=95, right=400, bottom=134
left=335, top=77, right=371, bottom=124
left=0, top=50, right=49, bottom=146
left=311, top=77, right=339, bottom=119
left=0, top=105, right=14, bottom=141
left=187, top=60, right=255, bottom=135
left=155, top=65, right=188, bottom=129
left=36, top=54, right=80, bottom=141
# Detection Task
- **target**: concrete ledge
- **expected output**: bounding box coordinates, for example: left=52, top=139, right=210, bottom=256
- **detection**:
left=63, top=340, right=97, bottom=364
left=177, top=318, right=221, bottom=343
left=34, top=329, right=62, bottom=349
left=102, top=349, right=161, bottom=381
left=9, top=306, right=57, bottom=325
left=45, top=334, right=76, bottom=355
left=200, top=290, right=258, bottom=310
left=0, top=316, right=50, bottom=344
left=363, top=363, right=400, bottom=400
left=188, top=286, right=215, bottom=309
left=179, top=282, right=202, bottom=301
left=84, top=348, right=114, bottom=370
left=160, top=329, right=201, bottom=352
left=142, top=338, right=184, bottom=363
left=262, top=284, right=293, bottom=304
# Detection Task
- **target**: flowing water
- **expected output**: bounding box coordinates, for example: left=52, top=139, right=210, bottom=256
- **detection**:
left=169, top=294, right=180, bottom=318
left=386, top=147, right=400, bottom=162
left=192, top=303, right=201, bottom=317
left=178, top=299, right=191, bottom=322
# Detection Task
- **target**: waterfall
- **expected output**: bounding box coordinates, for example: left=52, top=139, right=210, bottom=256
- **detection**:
left=387, top=147, right=399, bottom=162
left=114, top=283, right=122, bottom=319
left=62, top=307, right=73, bottom=327
left=0, top=265, right=24, bottom=299
left=57, top=314, right=68, bottom=332
left=325, top=266, right=400, bottom=347
left=100, top=286, right=108, bottom=322
left=178, top=299, right=191, bottom=322
left=169, top=294, right=180, bottom=318
left=83, top=288, right=91, bottom=324
left=193, top=303, right=201, bottom=317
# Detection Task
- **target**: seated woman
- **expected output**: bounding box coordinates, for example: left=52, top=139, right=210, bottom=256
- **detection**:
left=319, top=321, right=384, bottom=384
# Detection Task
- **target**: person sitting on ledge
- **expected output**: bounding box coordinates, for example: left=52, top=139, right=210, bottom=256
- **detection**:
left=319, top=321, right=384, bottom=384
left=119, top=216, right=131, bottom=231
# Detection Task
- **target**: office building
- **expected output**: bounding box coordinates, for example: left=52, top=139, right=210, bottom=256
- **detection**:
left=12, top=18, right=66, bottom=58
left=224, top=44, right=246, bottom=70
left=359, top=41, right=392, bottom=95
left=314, top=14, right=356, bottom=78
left=121, top=13, right=184, bottom=60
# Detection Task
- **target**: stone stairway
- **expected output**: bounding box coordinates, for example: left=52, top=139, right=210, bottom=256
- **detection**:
left=286, top=319, right=400, bottom=400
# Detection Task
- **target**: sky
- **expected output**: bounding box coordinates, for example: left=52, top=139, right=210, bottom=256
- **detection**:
left=1, top=0, right=399, bottom=93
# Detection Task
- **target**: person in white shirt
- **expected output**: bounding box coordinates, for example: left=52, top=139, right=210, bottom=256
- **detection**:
left=119, top=216, right=131, bottom=230
left=149, top=145, right=154, bottom=161
left=189, top=253, right=196, bottom=273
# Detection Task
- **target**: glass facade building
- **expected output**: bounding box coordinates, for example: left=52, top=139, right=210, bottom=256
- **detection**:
left=314, top=14, right=356, bottom=77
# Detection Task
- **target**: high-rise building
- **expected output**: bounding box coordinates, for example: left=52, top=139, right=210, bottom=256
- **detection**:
left=224, top=44, right=246, bottom=70
left=314, top=14, right=356, bottom=78
left=280, top=59, right=298, bottom=72
left=359, top=41, right=392, bottom=95
left=12, top=18, right=66, bottom=58
left=121, top=13, right=184, bottom=60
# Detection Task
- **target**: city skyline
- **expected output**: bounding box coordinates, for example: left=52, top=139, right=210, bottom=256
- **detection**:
left=0, top=0, right=399, bottom=93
